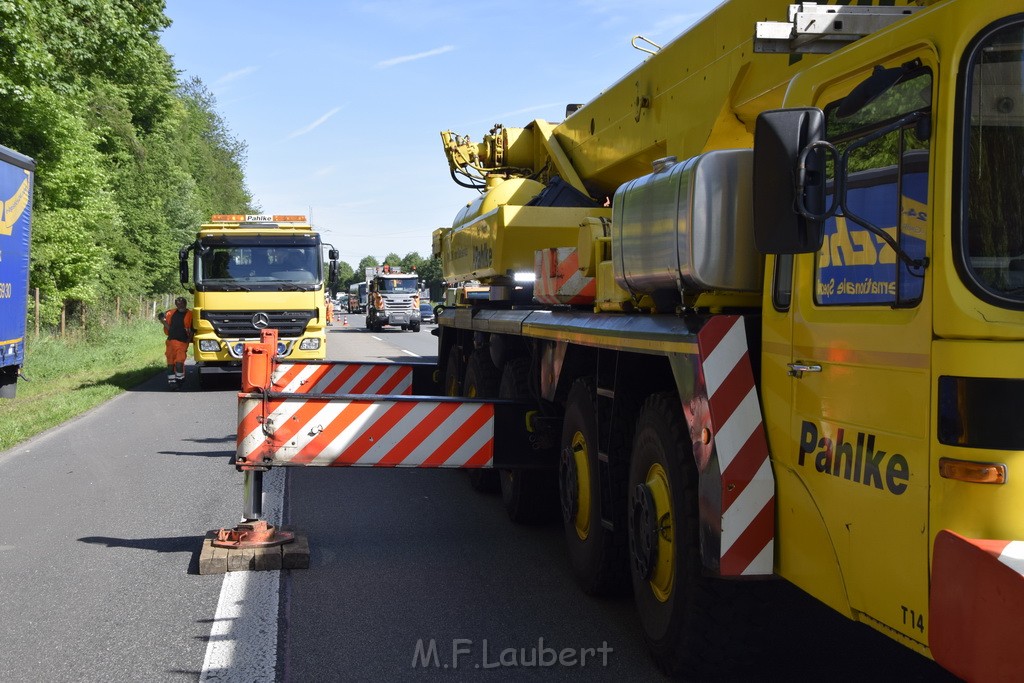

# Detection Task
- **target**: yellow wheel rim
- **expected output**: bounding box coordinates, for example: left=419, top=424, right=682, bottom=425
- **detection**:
left=645, top=463, right=674, bottom=602
left=571, top=430, right=591, bottom=540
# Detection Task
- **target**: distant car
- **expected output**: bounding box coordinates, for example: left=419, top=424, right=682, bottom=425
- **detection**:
left=419, top=302, right=435, bottom=324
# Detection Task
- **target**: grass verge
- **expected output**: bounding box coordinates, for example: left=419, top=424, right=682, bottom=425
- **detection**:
left=0, top=320, right=167, bottom=451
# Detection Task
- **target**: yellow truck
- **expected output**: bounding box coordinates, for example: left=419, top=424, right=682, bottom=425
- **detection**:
left=232, top=1, right=1024, bottom=679
left=179, top=214, right=338, bottom=387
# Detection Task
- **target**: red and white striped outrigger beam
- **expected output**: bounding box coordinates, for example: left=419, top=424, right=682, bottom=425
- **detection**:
left=235, top=330, right=554, bottom=471
left=269, top=361, right=414, bottom=396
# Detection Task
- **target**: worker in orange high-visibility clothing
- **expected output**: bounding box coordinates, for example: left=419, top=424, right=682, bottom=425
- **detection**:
left=326, top=295, right=334, bottom=326
left=162, top=296, right=194, bottom=389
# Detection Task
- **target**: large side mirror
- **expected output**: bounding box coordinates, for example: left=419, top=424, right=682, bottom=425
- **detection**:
left=178, top=245, right=191, bottom=285
left=753, top=108, right=826, bottom=254
left=328, top=261, right=338, bottom=296
left=328, top=248, right=339, bottom=261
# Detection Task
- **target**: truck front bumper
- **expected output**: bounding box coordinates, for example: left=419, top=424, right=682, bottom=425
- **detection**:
left=193, top=334, right=325, bottom=367
left=384, top=313, right=421, bottom=326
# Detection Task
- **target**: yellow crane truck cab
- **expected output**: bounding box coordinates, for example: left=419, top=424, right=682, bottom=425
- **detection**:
left=179, top=214, right=338, bottom=387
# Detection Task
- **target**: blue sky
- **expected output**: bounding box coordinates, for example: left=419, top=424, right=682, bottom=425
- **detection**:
left=161, top=1, right=719, bottom=267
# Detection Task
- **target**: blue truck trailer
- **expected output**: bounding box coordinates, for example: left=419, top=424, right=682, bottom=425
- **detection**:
left=0, top=145, right=35, bottom=399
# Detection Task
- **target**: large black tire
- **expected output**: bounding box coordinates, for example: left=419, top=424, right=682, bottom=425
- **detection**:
left=559, top=378, right=630, bottom=595
left=628, top=391, right=750, bottom=678
left=410, top=322, right=421, bottom=332
left=462, top=350, right=501, bottom=493
left=0, top=366, right=17, bottom=398
left=498, top=357, right=558, bottom=524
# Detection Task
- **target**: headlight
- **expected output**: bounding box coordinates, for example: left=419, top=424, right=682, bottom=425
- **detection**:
left=232, top=343, right=245, bottom=356
left=199, top=340, right=220, bottom=352
left=277, top=342, right=288, bottom=356
left=299, top=338, right=320, bottom=350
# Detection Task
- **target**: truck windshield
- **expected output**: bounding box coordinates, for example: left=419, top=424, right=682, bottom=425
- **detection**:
left=197, top=244, right=322, bottom=289
left=960, top=22, right=1024, bottom=306
left=381, top=278, right=418, bottom=293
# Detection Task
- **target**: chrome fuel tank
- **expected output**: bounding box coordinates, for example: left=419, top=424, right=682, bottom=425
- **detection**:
left=611, top=149, right=761, bottom=299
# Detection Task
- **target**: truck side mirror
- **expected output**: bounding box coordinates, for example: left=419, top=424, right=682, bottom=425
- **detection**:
left=753, top=108, right=826, bottom=254
left=178, top=245, right=191, bottom=285
left=329, top=261, right=338, bottom=295
left=328, top=248, right=339, bottom=261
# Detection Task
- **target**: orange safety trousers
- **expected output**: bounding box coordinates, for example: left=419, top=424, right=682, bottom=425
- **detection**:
left=165, top=339, right=189, bottom=365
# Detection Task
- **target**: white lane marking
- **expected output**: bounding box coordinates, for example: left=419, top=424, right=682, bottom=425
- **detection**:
left=200, top=468, right=285, bottom=682
left=402, top=349, right=420, bottom=357
left=371, top=336, right=382, bottom=341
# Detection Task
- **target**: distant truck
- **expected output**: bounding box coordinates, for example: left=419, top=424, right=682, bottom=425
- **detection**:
left=347, top=281, right=367, bottom=314
left=0, top=145, right=35, bottom=399
left=178, top=214, right=338, bottom=387
left=365, top=265, right=422, bottom=332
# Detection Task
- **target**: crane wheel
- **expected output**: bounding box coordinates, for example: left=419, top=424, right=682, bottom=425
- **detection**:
left=559, top=378, right=629, bottom=595
left=628, top=391, right=743, bottom=677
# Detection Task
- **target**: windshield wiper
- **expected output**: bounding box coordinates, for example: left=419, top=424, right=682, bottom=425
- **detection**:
left=275, top=282, right=310, bottom=291
left=214, top=284, right=251, bottom=292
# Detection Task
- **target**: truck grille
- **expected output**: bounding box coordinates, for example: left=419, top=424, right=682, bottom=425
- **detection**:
left=201, top=310, right=316, bottom=338
left=383, top=297, right=416, bottom=312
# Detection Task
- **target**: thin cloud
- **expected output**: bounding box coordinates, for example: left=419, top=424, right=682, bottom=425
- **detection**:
left=214, top=66, right=258, bottom=86
left=376, top=45, right=455, bottom=69
left=642, top=12, right=707, bottom=43
left=313, top=165, right=337, bottom=178
left=285, top=107, right=343, bottom=140
left=462, top=102, right=562, bottom=127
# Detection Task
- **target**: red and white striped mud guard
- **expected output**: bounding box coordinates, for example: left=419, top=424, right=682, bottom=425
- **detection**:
left=696, top=315, right=775, bottom=577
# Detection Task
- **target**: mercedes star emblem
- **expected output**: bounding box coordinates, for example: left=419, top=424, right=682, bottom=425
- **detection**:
left=252, top=312, right=271, bottom=329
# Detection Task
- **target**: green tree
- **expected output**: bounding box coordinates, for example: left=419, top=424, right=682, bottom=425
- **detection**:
left=400, top=251, right=424, bottom=273
left=336, top=260, right=354, bottom=285
left=357, top=255, right=380, bottom=281
left=417, top=256, right=444, bottom=301
left=0, top=1, right=253, bottom=324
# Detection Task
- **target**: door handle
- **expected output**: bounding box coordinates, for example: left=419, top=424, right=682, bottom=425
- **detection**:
left=788, top=362, right=822, bottom=378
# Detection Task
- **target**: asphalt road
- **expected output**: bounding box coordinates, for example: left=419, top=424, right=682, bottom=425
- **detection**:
left=0, top=320, right=956, bottom=681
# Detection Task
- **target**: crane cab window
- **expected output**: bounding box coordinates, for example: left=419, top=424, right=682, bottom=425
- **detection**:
left=815, top=68, right=932, bottom=307
left=958, top=20, right=1024, bottom=309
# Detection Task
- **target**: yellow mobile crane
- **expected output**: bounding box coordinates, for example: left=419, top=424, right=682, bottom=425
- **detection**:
left=229, top=1, right=1024, bottom=678
left=428, top=0, right=1024, bottom=678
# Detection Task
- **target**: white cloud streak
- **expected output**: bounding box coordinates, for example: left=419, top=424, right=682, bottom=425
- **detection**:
left=375, top=45, right=455, bottom=69
left=214, top=66, right=258, bottom=86
left=285, top=107, right=343, bottom=140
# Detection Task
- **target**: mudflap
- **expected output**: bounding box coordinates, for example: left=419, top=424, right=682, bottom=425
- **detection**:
left=930, top=529, right=1024, bottom=681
